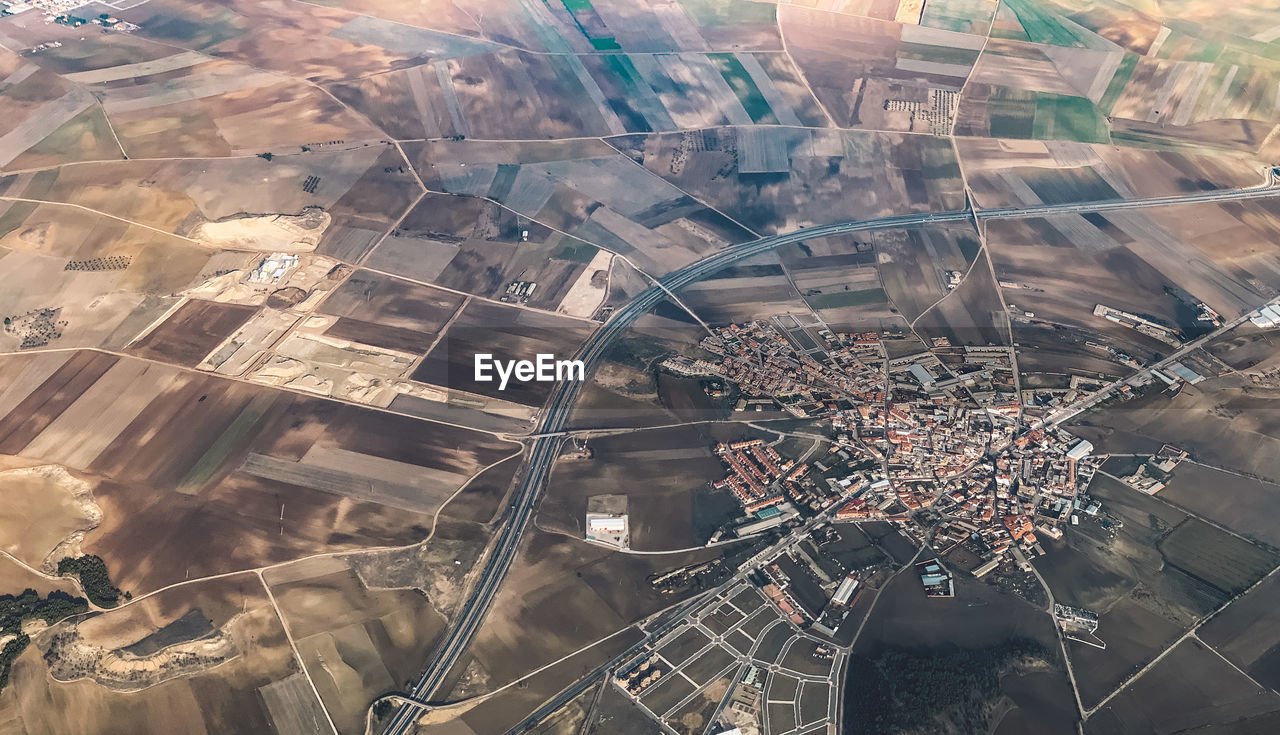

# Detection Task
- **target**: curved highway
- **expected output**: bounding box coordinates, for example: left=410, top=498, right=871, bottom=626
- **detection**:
left=380, top=181, right=1279, bottom=735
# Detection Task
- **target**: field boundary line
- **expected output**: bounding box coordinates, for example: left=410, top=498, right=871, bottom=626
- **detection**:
left=86, top=449, right=529, bottom=632
left=258, top=570, right=342, bottom=735
left=775, top=5, right=838, bottom=129
left=1085, top=560, right=1280, bottom=717
left=1096, top=469, right=1273, bottom=550
left=1194, top=633, right=1275, bottom=694
left=1183, top=459, right=1280, bottom=490
left=949, top=0, right=1000, bottom=139
left=598, top=135, right=763, bottom=241
left=89, top=98, right=131, bottom=161
left=0, top=195, right=199, bottom=244
left=358, top=265, right=601, bottom=324
left=423, top=447, right=525, bottom=544
left=394, top=171, right=675, bottom=306
left=906, top=235, right=993, bottom=330
left=0, top=344, right=522, bottom=437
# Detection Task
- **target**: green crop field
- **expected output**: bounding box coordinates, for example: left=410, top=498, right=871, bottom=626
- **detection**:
left=1032, top=93, right=1110, bottom=143
left=1098, top=52, right=1139, bottom=115
left=920, top=0, right=997, bottom=35
left=710, top=53, right=778, bottom=124
left=177, top=393, right=277, bottom=494
left=897, top=42, right=982, bottom=67
left=808, top=288, right=888, bottom=310
left=560, top=0, right=621, bottom=50
left=1022, top=168, right=1119, bottom=204
left=999, top=0, right=1089, bottom=47
left=987, top=89, right=1036, bottom=138
left=554, top=241, right=600, bottom=263
left=679, top=0, right=776, bottom=27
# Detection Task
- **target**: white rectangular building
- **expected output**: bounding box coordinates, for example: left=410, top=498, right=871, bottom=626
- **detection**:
left=1066, top=439, right=1093, bottom=461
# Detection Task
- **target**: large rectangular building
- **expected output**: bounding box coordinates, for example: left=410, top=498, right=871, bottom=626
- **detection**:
left=832, top=575, right=860, bottom=606
left=1066, top=439, right=1093, bottom=461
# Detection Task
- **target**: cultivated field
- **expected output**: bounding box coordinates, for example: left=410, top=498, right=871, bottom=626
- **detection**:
left=128, top=299, right=259, bottom=366
left=1033, top=472, right=1261, bottom=708
left=1158, top=464, right=1280, bottom=548
left=454, top=528, right=729, bottom=696
left=1085, top=639, right=1280, bottom=735
left=264, top=556, right=447, bottom=734
left=569, top=302, right=724, bottom=429
left=1071, top=378, right=1280, bottom=484
left=363, top=192, right=612, bottom=316
left=0, top=350, right=516, bottom=593
left=539, top=422, right=753, bottom=550
left=411, top=299, right=597, bottom=406
left=1201, top=568, right=1280, bottom=692
left=403, top=137, right=753, bottom=276
left=613, top=127, right=966, bottom=235
left=865, top=225, right=977, bottom=322
left=780, top=5, right=982, bottom=131
left=3, top=0, right=1280, bottom=732
left=679, top=252, right=808, bottom=324
left=1159, top=517, right=1277, bottom=595
left=913, top=251, right=1009, bottom=346
left=331, top=47, right=825, bottom=140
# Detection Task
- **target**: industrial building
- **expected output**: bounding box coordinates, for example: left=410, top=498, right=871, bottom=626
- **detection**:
left=1065, top=439, right=1093, bottom=461
left=585, top=513, right=628, bottom=548
left=585, top=495, right=629, bottom=549
left=248, top=253, right=298, bottom=283
left=916, top=558, right=954, bottom=598
left=734, top=503, right=799, bottom=537
left=1249, top=304, right=1280, bottom=328
left=831, top=575, right=860, bottom=606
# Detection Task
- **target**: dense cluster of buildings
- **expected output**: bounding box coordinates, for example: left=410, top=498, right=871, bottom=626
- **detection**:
left=665, top=320, right=886, bottom=418
left=710, top=438, right=823, bottom=535
left=667, top=317, right=1107, bottom=605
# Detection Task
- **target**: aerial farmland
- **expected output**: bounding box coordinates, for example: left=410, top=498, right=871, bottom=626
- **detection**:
left=2, top=0, right=1280, bottom=733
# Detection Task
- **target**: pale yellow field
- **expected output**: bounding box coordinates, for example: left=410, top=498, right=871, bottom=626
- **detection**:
left=0, top=465, right=98, bottom=570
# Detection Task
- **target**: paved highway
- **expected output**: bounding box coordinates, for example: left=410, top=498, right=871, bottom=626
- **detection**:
left=380, top=182, right=1280, bottom=735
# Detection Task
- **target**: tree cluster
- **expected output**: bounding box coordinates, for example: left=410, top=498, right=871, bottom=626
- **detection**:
left=0, top=588, right=91, bottom=695
left=56, top=555, right=122, bottom=607
left=843, top=638, right=1048, bottom=734
left=0, top=634, right=31, bottom=692
left=0, top=589, right=88, bottom=636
